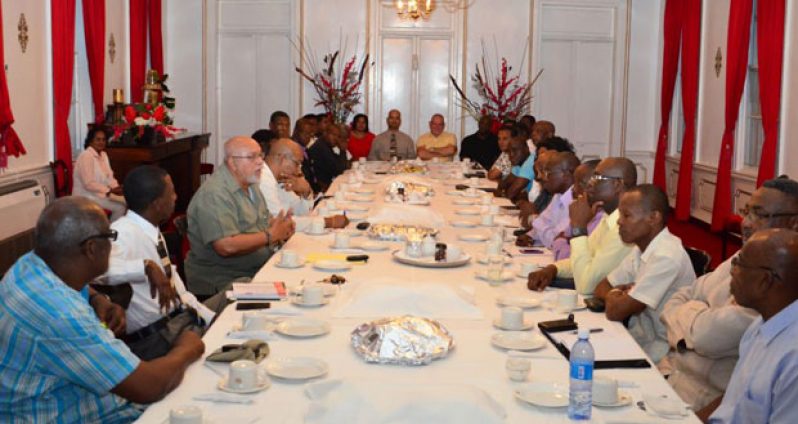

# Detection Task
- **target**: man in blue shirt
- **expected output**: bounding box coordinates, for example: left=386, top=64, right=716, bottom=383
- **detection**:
left=496, top=124, right=533, bottom=202
left=0, top=197, right=205, bottom=422
left=707, top=228, right=798, bottom=423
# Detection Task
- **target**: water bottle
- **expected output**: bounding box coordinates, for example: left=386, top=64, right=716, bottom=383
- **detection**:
left=568, top=328, right=594, bottom=420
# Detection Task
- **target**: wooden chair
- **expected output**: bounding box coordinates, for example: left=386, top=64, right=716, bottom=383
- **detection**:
left=684, top=246, right=712, bottom=277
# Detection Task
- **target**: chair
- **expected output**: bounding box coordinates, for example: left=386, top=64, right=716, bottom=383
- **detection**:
left=49, top=159, right=71, bottom=197
left=684, top=246, right=712, bottom=277
left=721, top=214, right=743, bottom=260
left=169, top=214, right=190, bottom=281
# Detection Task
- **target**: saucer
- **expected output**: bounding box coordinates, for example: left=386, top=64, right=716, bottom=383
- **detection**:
left=491, top=332, right=546, bottom=351
left=217, top=375, right=271, bottom=394
left=266, top=357, right=329, bottom=380
left=455, top=208, right=481, bottom=216
left=461, top=190, right=481, bottom=198
left=353, top=188, right=375, bottom=195
left=453, top=198, right=476, bottom=205
left=304, top=229, right=330, bottom=236
left=289, top=285, right=336, bottom=297
left=275, top=259, right=305, bottom=269
left=347, top=195, right=374, bottom=203
left=446, top=190, right=463, bottom=196
left=276, top=317, right=331, bottom=337
left=476, top=254, right=512, bottom=265
left=593, top=392, right=633, bottom=408
left=496, top=295, right=542, bottom=309
left=476, top=270, right=515, bottom=282
left=344, top=205, right=370, bottom=213
left=450, top=220, right=478, bottom=228
left=514, top=383, right=569, bottom=408
left=459, top=233, right=489, bottom=242
left=358, top=241, right=389, bottom=251
left=290, top=296, right=330, bottom=307
left=312, top=260, right=352, bottom=272
left=516, top=268, right=541, bottom=278
left=492, top=318, right=535, bottom=331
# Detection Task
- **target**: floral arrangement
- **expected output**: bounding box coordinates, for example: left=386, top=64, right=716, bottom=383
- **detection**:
left=112, top=102, right=183, bottom=143
left=295, top=46, right=372, bottom=125
left=450, top=53, right=542, bottom=127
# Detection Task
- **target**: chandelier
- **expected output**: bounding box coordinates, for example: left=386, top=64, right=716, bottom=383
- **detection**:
left=395, top=0, right=434, bottom=21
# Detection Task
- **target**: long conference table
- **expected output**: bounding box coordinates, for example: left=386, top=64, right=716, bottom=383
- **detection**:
left=137, top=162, right=700, bottom=423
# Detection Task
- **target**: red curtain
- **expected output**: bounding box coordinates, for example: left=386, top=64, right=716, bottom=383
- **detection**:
left=674, top=0, right=702, bottom=220
left=148, top=0, right=164, bottom=76
left=653, top=0, right=685, bottom=192
left=129, top=0, right=148, bottom=102
left=711, top=0, right=753, bottom=231
left=52, top=0, right=77, bottom=192
left=755, top=0, right=786, bottom=185
left=82, top=0, right=106, bottom=123
left=0, top=0, right=26, bottom=169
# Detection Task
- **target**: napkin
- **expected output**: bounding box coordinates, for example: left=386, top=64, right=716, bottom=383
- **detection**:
left=333, top=282, right=483, bottom=319
left=206, top=339, right=270, bottom=363
left=226, top=330, right=275, bottom=340
left=192, top=392, right=255, bottom=404
left=304, top=380, right=506, bottom=424
left=642, top=393, right=691, bottom=418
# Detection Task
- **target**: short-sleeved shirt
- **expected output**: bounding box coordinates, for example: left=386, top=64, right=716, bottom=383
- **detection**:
left=460, top=132, right=499, bottom=170
left=0, top=252, right=142, bottom=423
left=607, top=228, right=696, bottom=362
left=417, top=132, right=457, bottom=161
left=185, top=165, right=273, bottom=295
left=511, top=152, right=536, bottom=193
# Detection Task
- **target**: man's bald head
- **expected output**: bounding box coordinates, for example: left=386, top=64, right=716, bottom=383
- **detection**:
left=746, top=228, right=798, bottom=287
left=597, top=157, right=637, bottom=189
left=224, top=136, right=260, bottom=159
left=34, top=196, right=108, bottom=261
left=732, top=229, right=798, bottom=316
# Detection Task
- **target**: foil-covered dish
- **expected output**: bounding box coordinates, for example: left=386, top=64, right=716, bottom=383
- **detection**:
left=385, top=180, right=434, bottom=197
left=389, top=161, right=427, bottom=174
left=368, top=223, right=438, bottom=241
left=351, top=316, right=454, bottom=365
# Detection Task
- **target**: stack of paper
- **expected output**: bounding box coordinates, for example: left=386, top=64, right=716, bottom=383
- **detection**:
left=231, top=281, right=286, bottom=300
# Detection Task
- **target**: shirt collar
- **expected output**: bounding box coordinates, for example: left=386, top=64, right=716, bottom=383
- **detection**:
left=605, top=208, right=621, bottom=229
left=88, top=147, right=102, bottom=158
left=219, top=164, right=248, bottom=195
left=263, top=164, right=278, bottom=186
left=558, top=186, right=574, bottom=206
left=125, top=210, right=159, bottom=244
left=759, top=298, right=798, bottom=345
left=640, top=227, right=672, bottom=262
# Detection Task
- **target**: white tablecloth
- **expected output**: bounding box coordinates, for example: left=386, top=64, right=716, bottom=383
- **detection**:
left=136, top=163, right=699, bottom=423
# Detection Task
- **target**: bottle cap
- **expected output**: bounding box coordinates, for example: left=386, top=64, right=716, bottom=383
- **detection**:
left=577, top=328, right=590, bottom=339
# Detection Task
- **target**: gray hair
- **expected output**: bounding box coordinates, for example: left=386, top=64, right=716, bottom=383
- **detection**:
left=34, top=196, right=107, bottom=260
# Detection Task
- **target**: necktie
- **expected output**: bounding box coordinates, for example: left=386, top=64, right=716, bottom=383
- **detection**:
left=156, top=232, right=173, bottom=279
left=389, top=133, right=398, bottom=159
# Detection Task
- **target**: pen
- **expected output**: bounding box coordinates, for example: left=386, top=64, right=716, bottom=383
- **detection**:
left=571, top=328, right=603, bottom=334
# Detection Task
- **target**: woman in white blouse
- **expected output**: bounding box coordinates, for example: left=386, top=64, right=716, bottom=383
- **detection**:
left=72, top=127, right=127, bottom=221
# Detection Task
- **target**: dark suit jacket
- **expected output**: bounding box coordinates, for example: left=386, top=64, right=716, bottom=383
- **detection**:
left=307, top=140, right=347, bottom=192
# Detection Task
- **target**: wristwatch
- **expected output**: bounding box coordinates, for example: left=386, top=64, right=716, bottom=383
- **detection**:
left=571, top=227, right=588, bottom=238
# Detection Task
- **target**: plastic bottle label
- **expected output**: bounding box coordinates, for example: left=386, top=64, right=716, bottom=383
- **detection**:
left=570, top=363, right=593, bottom=380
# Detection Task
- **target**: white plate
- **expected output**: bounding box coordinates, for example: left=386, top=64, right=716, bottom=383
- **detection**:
left=353, top=188, right=375, bottom=195
left=461, top=190, right=482, bottom=198
left=290, top=296, right=330, bottom=307
left=312, top=260, right=352, bottom=272
left=453, top=198, right=476, bottom=205
left=450, top=220, right=478, bottom=228
left=217, top=375, right=271, bottom=394
left=514, top=383, right=569, bottom=408
left=345, top=212, right=368, bottom=222
left=496, top=295, right=542, bottom=309
left=476, top=254, right=512, bottom=265
left=304, top=229, right=330, bottom=236
left=593, top=392, right=633, bottom=408
left=347, top=195, right=374, bottom=203
left=491, top=332, right=547, bottom=351
left=275, top=259, right=306, bottom=269
left=392, top=249, right=471, bottom=268
left=358, top=241, right=389, bottom=251
left=446, top=190, right=463, bottom=196
left=276, top=317, right=331, bottom=337
left=455, top=208, right=481, bottom=216
left=344, top=205, right=370, bottom=212
left=459, top=233, right=489, bottom=242
left=492, top=318, right=535, bottom=331
left=289, top=285, right=336, bottom=297
left=476, top=270, right=515, bottom=283
left=266, top=357, right=329, bottom=380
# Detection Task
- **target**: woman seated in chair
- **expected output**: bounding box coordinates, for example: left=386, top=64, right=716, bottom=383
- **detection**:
left=72, top=127, right=126, bottom=221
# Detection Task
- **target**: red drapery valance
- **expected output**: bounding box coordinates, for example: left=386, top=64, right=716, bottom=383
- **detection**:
left=0, top=0, right=26, bottom=169
left=755, top=0, right=786, bottom=185
left=148, top=0, right=164, bottom=76
left=129, top=0, right=147, bottom=103
left=82, top=0, right=105, bottom=123
left=52, top=0, right=77, bottom=192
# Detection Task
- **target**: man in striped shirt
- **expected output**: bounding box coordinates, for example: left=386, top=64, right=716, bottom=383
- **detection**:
left=0, top=197, right=204, bottom=422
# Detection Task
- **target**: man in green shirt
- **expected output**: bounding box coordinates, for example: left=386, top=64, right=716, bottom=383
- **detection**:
left=185, top=136, right=295, bottom=297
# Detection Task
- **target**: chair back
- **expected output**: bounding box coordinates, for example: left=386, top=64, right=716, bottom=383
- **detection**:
left=684, top=246, right=712, bottom=277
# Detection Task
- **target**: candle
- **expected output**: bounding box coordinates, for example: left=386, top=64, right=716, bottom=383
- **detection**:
left=113, top=88, right=124, bottom=104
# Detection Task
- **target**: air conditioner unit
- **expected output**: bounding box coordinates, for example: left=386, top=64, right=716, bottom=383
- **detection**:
left=0, top=180, right=46, bottom=242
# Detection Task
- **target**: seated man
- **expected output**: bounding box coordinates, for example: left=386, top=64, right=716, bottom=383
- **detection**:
left=417, top=113, right=457, bottom=161
left=517, top=152, right=579, bottom=250
left=185, top=136, right=295, bottom=297
left=0, top=197, right=204, bottom=422
left=308, top=123, right=349, bottom=192
left=260, top=138, right=347, bottom=231
left=550, top=159, right=603, bottom=260
left=591, top=184, right=695, bottom=363
left=530, top=119, right=555, bottom=150
left=252, top=110, right=290, bottom=147
left=704, top=228, right=798, bottom=423
left=528, top=157, right=636, bottom=295
left=101, top=165, right=230, bottom=360
left=487, top=124, right=513, bottom=181
left=459, top=115, right=499, bottom=170
left=661, top=177, right=798, bottom=411
left=495, top=125, right=533, bottom=202
left=368, top=109, right=417, bottom=161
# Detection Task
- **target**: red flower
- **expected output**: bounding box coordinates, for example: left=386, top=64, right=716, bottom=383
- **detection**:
left=153, top=105, right=166, bottom=122
left=141, top=112, right=152, bottom=120
left=145, top=104, right=153, bottom=111
left=124, top=106, right=137, bottom=123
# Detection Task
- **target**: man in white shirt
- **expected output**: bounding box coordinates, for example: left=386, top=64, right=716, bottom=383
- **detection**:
left=660, top=177, right=798, bottom=411
left=527, top=157, right=636, bottom=295
left=592, top=184, right=696, bottom=363
left=102, top=165, right=229, bottom=360
left=259, top=138, right=347, bottom=232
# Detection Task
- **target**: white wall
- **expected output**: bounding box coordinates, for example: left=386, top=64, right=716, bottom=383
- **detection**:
left=165, top=0, right=204, bottom=134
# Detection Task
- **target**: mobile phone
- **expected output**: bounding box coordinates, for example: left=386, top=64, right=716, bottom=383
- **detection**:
left=519, top=248, right=545, bottom=254
left=235, top=302, right=271, bottom=310
left=538, top=318, right=578, bottom=333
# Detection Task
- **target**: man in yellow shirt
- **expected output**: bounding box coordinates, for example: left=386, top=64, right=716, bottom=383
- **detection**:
left=417, top=114, right=457, bottom=161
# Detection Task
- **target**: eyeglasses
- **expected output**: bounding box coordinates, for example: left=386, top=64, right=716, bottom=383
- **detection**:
left=731, top=256, right=782, bottom=280
left=538, top=168, right=564, bottom=179
left=230, top=152, right=266, bottom=161
left=79, top=229, right=118, bottom=246
left=740, top=206, right=798, bottom=222
left=588, top=173, right=623, bottom=186
left=281, top=154, right=302, bottom=168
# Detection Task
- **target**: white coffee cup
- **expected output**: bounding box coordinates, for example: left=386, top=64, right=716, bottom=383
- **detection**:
left=334, top=191, right=346, bottom=201
left=485, top=239, right=502, bottom=255
left=317, top=206, right=330, bottom=218
left=310, top=218, right=325, bottom=234
left=326, top=199, right=337, bottom=210
left=447, top=244, right=462, bottom=260
left=302, top=284, right=324, bottom=305
left=489, top=204, right=501, bottom=214
left=506, top=357, right=531, bottom=382
left=348, top=173, right=358, bottom=183
left=469, top=177, right=479, bottom=187
left=593, top=377, right=619, bottom=404
left=557, top=290, right=578, bottom=311
left=481, top=195, right=492, bottom=205
left=334, top=231, right=350, bottom=248
left=280, top=249, right=298, bottom=267
left=481, top=214, right=495, bottom=226
left=519, top=262, right=541, bottom=275
left=242, top=312, right=269, bottom=331
left=501, top=306, right=524, bottom=329
left=170, top=405, right=203, bottom=424
left=228, top=360, right=258, bottom=390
